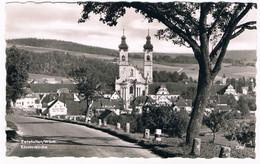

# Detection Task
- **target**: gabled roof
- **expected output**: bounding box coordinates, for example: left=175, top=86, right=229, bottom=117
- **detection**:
left=42, top=99, right=61, bottom=115
left=217, top=85, right=230, bottom=95
left=132, top=96, right=155, bottom=106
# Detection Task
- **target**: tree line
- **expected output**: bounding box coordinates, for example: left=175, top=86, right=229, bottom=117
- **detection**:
left=6, top=46, right=119, bottom=92
left=7, top=38, right=119, bottom=57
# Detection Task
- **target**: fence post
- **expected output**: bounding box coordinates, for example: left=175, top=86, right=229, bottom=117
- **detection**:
left=190, top=138, right=201, bottom=156
left=126, top=123, right=130, bottom=134
left=154, top=129, right=162, bottom=141
left=219, top=146, right=231, bottom=158
left=116, top=123, right=121, bottom=130
left=103, top=120, right=107, bottom=126
left=57, top=116, right=60, bottom=119
left=46, top=114, right=49, bottom=118
left=98, top=119, right=102, bottom=126
left=143, top=129, right=150, bottom=139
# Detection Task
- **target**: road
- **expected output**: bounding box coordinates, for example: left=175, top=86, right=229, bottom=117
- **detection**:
left=6, top=115, right=158, bottom=158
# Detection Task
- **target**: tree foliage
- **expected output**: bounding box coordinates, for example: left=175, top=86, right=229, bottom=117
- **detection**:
left=203, top=109, right=235, bottom=143
left=225, top=121, right=255, bottom=147
left=6, top=46, right=30, bottom=109
left=78, top=1, right=256, bottom=144
left=5, top=47, right=119, bottom=92
left=142, top=106, right=189, bottom=137
left=68, top=67, right=102, bottom=121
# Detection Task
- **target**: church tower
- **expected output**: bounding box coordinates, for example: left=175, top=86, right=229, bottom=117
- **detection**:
left=118, top=29, right=129, bottom=78
left=143, top=31, right=153, bottom=83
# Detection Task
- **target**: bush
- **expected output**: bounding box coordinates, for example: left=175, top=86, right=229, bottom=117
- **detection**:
left=142, top=106, right=189, bottom=137
left=225, top=121, right=255, bottom=147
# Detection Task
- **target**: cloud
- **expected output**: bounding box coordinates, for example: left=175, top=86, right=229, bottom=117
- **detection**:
left=5, top=2, right=257, bottom=53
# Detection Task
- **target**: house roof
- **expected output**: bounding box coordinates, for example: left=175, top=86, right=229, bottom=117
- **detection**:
left=148, top=82, right=197, bottom=95
left=30, top=84, right=77, bottom=93
left=42, top=99, right=60, bottom=115
left=98, top=110, right=116, bottom=119
left=57, top=88, right=70, bottom=93
left=217, top=95, right=229, bottom=105
left=92, top=99, right=121, bottom=109
left=217, top=85, right=229, bottom=95
left=66, top=100, right=86, bottom=115
left=132, top=96, right=155, bottom=105
left=175, top=98, right=192, bottom=107
left=149, top=82, right=225, bottom=96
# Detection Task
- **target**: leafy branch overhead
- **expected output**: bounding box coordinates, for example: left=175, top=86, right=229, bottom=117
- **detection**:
left=78, top=2, right=256, bottom=78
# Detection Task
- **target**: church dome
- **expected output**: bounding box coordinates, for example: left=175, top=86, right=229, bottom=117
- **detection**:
left=143, top=34, right=153, bottom=51
left=118, top=35, right=128, bottom=51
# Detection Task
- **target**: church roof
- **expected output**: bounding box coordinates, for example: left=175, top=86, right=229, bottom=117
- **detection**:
left=143, top=34, right=153, bottom=51
left=118, top=34, right=128, bottom=51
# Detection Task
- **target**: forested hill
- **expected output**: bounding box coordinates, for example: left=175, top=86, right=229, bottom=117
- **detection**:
left=7, top=38, right=256, bottom=64
left=6, top=38, right=118, bottom=57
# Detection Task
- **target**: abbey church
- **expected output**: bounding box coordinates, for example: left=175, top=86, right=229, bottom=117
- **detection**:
left=115, top=31, right=153, bottom=109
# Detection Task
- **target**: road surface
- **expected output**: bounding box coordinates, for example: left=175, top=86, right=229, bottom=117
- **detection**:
left=6, top=115, right=158, bottom=158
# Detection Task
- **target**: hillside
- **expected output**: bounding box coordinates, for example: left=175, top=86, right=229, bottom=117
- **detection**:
left=6, top=38, right=118, bottom=57
left=6, top=38, right=256, bottom=62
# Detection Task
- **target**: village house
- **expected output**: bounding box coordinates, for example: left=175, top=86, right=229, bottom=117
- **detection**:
left=149, top=84, right=179, bottom=106
left=42, top=99, right=67, bottom=117
left=217, top=84, right=239, bottom=100
left=92, top=98, right=121, bottom=115
left=12, top=88, right=42, bottom=110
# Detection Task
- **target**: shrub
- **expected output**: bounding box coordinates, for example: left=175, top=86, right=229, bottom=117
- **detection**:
left=225, top=121, right=255, bottom=147
left=142, top=106, right=189, bottom=137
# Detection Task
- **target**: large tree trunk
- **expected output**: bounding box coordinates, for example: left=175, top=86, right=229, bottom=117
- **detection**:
left=186, top=67, right=213, bottom=144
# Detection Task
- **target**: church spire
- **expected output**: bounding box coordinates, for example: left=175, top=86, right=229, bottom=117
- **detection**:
left=118, top=29, right=128, bottom=51
left=143, top=29, right=153, bottom=51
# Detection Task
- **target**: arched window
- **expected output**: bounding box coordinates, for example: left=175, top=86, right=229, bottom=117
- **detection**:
left=130, top=69, right=133, bottom=77
left=147, top=55, right=150, bottom=61
left=122, top=55, right=125, bottom=61
left=130, top=86, right=133, bottom=94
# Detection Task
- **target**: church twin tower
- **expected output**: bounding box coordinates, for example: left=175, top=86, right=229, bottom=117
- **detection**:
left=115, top=30, right=153, bottom=109
left=118, top=31, right=153, bottom=83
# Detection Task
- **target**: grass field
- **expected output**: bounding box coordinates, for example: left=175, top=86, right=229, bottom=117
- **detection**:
left=10, top=43, right=256, bottom=81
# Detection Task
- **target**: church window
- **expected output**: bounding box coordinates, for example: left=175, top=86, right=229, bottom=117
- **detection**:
left=147, top=55, right=150, bottom=61
left=122, top=55, right=125, bottom=61
left=143, top=90, right=145, bottom=96
left=130, top=69, right=134, bottom=77
left=147, top=72, right=149, bottom=77
left=130, top=86, right=133, bottom=94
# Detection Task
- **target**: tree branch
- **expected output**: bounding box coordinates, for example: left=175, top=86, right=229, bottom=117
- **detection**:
left=209, top=3, right=252, bottom=62
left=231, top=24, right=256, bottom=39
left=207, top=4, right=227, bottom=37
left=210, top=3, right=254, bottom=78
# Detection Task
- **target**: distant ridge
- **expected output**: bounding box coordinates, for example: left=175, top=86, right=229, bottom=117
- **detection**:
left=6, top=38, right=118, bottom=57
left=6, top=38, right=256, bottom=62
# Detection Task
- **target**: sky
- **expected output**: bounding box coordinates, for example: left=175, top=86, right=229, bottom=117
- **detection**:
left=5, top=1, right=258, bottom=53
